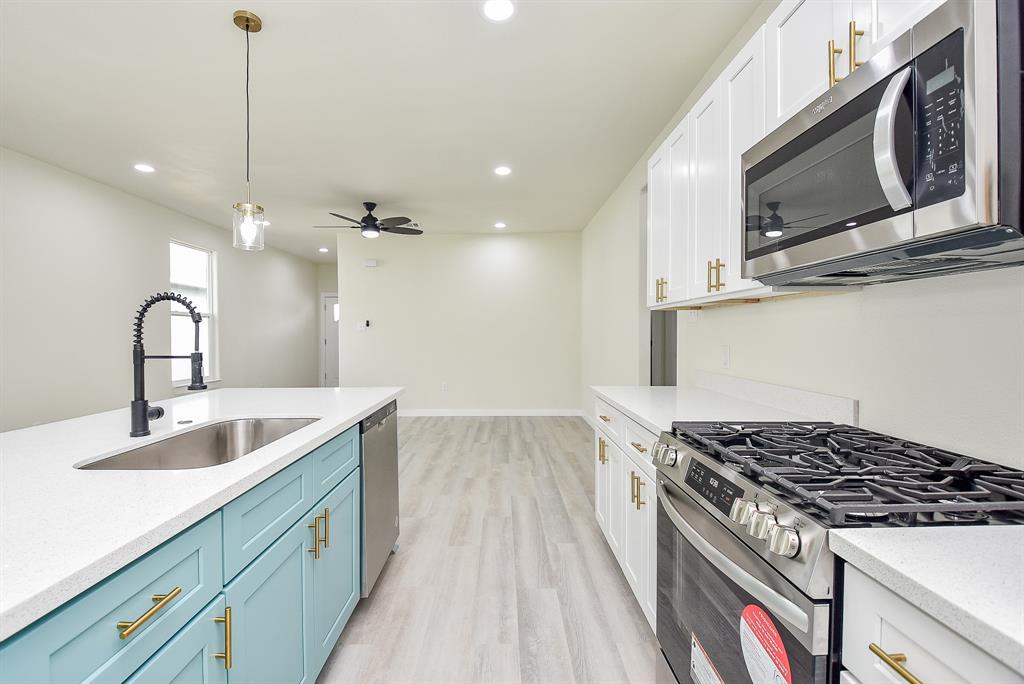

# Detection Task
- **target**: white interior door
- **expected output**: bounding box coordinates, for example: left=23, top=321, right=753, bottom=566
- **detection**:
left=321, top=295, right=340, bottom=387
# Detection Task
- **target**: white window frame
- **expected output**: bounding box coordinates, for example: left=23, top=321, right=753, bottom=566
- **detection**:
left=169, top=239, right=220, bottom=387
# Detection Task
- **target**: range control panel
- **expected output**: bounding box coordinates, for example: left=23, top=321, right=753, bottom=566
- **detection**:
left=684, top=459, right=743, bottom=517
left=916, top=29, right=966, bottom=208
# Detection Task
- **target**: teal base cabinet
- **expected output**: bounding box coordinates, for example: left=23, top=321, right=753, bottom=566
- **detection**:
left=307, top=469, right=361, bottom=676
left=124, top=597, right=228, bottom=684
left=0, top=422, right=368, bottom=684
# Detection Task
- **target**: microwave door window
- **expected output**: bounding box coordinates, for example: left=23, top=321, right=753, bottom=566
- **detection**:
left=745, top=74, right=914, bottom=260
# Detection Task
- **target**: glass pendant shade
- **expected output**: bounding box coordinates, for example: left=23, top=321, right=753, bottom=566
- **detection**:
left=233, top=202, right=265, bottom=250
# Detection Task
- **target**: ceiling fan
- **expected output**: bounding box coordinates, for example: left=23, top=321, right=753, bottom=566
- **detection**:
left=747, top=201, right=828, bottom=238
left=314, top=201, right=423, bottom=238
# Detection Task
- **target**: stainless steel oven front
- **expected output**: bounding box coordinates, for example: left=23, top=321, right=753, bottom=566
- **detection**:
left=741, top=0, right=999, bottom=281
left=655, top=462, right=832, bottom=683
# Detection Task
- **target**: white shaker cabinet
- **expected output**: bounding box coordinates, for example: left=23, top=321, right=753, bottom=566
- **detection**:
left=722, top=27, right=766, bottom=294
left=646, top=143, right=670, bottom=307
left=765, top=0, right=837, bottom=133
left=850, top=0, right=945, bottom=65
left=688, top=79, right=728, bottom=298
left=665, top=115, right=692, bottom=303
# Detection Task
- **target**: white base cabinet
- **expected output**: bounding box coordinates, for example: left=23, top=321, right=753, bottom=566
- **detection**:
left=592, top=398, right=659, bottom=631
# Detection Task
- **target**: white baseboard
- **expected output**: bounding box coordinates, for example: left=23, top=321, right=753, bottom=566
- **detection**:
left=397, top=408, right=584, bottom=418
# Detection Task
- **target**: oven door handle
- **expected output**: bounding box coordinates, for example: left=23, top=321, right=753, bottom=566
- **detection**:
left=656, top=481, right=810, bottom=632
left=872, top=65, right=913, bottom=211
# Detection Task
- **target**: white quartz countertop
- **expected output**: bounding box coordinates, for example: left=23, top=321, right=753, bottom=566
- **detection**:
left=591, top=384, right=810, bottom=434
left=831, top=527, right=1024, bottom=674
left=0, top=386, right=402, bottom=641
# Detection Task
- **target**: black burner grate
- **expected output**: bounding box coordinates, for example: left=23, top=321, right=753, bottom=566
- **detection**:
left=671, top=422, right=1024, bottom=526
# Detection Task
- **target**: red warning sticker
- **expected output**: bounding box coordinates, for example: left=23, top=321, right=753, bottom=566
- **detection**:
left=739, top=604, right=793, bottom=684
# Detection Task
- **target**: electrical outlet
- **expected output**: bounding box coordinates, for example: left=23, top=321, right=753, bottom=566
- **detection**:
left=441, top=382, right=448, bottom=393
left=688, top=310, right=700, bottom=322
left=721, top=344, right=731, bottom=369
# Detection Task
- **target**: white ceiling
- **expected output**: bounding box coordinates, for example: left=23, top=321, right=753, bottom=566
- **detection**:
left=1, top=0, right=759, bottom=262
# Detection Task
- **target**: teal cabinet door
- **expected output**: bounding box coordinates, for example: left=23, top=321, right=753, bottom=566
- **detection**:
left=307, top=468, right=362, bottom=676
left=125, top=596, right=228, bottom=684
left=0, top=514, right=222, bottom=684
left=222, top=457, right=315, bottom=581
left=310, top=424, right=360, bottom=500
left=223, top=512, right=314, bottom=684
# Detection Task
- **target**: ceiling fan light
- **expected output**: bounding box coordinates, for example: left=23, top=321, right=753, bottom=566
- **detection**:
left=361, top=226, right=381, bottom=239
left=233, top=202, right=265, bottom=250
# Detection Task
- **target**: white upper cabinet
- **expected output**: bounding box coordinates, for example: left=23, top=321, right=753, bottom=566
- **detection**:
left=646, top=142, right=670, bottom=307
left=665, top=115, right=692, bottom=303
left=850, top=0, right=945, bottom=63
left=765, top=0, right=836, bottom=133
left=722, top=27, right=766, bottom=294
left=688, top=79, right=727, bottom=299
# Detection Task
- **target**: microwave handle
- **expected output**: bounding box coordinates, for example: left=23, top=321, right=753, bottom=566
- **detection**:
left=872, top=66, right=913, bottom=211
left=656, top=480, right=810, bottom=632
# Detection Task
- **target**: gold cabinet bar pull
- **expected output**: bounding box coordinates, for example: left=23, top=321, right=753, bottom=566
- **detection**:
left=307, top=516, right=323, bottom=559
left=630, top=471, right=637, bottom=503
left=868, top=643, right=921, bottom=684
left=630, top=441, right=648, bottom=454
left=598, top=415, right=611, bottom=423
left=322, top=507, right=330, bottom=548
left=828, top=39, right=844, bottom=87
left=713, top=258, right=726, bottom=291
left=636, top=478, right=646, bottom=510
left=598, top=437, right=607, bottom=464
left=849, top=20, right=865, bottom=73
left=116, top=586, right=182, bottom=639
left=214, top=606, right=233, bottom=670
left=706, top=260, right=712, bottom=293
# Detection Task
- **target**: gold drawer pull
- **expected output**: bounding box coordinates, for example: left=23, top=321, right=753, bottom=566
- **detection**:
left=116, top=586, right=182, bottom=639
left=598, top=415, right=612, bottom=423
left=630, top=441, right=648, bottom=454
left=307, top=515, right=323, bottom=559
left=598, top=437, right=607, bottom=464
left=630, top=471, right=637, bottom=503
left=869, top=643, right=922, bottom=684
left=214, top=606, right=233, bottom=670
left=636, top=478, right=646, bottom=510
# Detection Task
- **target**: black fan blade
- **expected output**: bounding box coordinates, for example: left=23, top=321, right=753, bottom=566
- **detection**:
left=378, top=216, right=412, bottom=228
left=382, top=225, right=423, bottom=235
left=782, top=212, right=829, bottom=226
left=329, top=213, right=362, bottom=225
left=313, top=225, right=360, bottom=229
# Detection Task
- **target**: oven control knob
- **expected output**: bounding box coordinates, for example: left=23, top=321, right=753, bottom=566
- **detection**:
left=747, top=511, right=777, bottom=540
left=662, top=447, right=679, bottom=467
left=767, top=525, right=801, bottom=558
left=729, top=499, right=757, bottom=525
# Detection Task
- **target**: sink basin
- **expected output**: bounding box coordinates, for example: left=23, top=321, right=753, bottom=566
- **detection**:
left=78, top=417, right=320, bottom=470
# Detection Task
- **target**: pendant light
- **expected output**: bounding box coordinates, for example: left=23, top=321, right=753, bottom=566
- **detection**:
left=232, top=10, right=265, bottom=251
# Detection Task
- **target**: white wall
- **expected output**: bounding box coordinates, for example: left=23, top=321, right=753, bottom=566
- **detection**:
left=0, top=148, right=320, bottom=431
left=336, top=232, right=581, bottom=412
left=316, top=262, right=337, bottom=294
left=678, top=269, right=1024, bottom=469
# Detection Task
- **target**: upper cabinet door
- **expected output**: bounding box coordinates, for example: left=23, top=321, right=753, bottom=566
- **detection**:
left=722, top=27, right=766, bottom=293
left=765, top=0, right=836, bottom=133
left=687, top=79, right=727, bottom=299
left=665, top=114, right=692, bottom=303
left=646, top=142, right=670, bottom=307
left=850, top=0, right=945, bottom=63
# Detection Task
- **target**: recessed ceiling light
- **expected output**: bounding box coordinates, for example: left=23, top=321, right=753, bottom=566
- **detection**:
left=494, top=165, right=511, bottom=176
left=133, top=163, right=155, bottom=173
left=764, top=229, right=783, bottom=238
left=846, top=221, right=858, bottom=227
left=494, top=222, right=507, bottom=229
left=481, top=0, right=515, bottom=23
left=318, top=247, right=329, bottom=253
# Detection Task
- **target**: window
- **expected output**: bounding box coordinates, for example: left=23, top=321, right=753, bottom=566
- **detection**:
left=169, top=241, right=217, bottom=384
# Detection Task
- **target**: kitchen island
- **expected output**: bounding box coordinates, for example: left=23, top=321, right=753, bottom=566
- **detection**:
left=0, top=386, right=402, bottom=644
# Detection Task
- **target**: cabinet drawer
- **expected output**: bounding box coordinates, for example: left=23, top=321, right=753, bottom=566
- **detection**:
left=842, top=565, right=1020, bottom=683
left=623, top=420, right=658, bottom=477
left=125, top=595, right=227, bottom=684
left=222, top=456, right=316, bottom=580
left=0, top=514, right=222, bottom=684
left=593, top=397, right=624, bottom=443
left=310, top=424, right=360, bottom=501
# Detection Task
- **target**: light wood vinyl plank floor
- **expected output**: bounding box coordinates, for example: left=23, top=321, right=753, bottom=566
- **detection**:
left=318, top=416, right=659, bottom=684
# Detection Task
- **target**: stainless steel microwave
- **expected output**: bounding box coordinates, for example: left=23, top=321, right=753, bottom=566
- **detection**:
left=741, top=0, right=1023, bottom=286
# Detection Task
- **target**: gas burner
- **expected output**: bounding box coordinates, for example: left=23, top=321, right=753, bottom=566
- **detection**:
left=671, top=421, right=1024, bottom=527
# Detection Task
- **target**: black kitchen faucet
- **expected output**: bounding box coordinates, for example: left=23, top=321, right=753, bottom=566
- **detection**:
left=130, top=292, right=207, bottom=437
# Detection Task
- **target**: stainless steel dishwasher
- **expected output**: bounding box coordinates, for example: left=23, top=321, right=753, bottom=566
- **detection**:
left=360, top=400, right=399, bottom=596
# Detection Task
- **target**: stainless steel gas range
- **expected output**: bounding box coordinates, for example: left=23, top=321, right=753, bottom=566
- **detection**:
left=652, top=422, right=1024, bottom=684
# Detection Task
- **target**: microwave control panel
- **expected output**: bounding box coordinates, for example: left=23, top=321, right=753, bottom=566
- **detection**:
left=916, top=29, right=966, bottom=208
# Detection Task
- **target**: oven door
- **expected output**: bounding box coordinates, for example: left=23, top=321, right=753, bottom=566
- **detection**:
left=656, top=478, right=831, bottom=684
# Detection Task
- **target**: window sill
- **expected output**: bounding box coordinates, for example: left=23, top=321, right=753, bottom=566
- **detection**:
left=172, top=377, right=222, bottom=390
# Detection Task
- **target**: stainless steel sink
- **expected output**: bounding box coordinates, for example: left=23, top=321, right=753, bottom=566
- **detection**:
left=78, top=417, right=319, bottom=470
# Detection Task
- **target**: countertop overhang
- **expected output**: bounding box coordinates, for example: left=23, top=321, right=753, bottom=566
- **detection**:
left=0, top=386, right=403, bottom=641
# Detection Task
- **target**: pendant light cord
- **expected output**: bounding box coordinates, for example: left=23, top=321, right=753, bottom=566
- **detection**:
left=245, top=27, right=251, bottom=204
